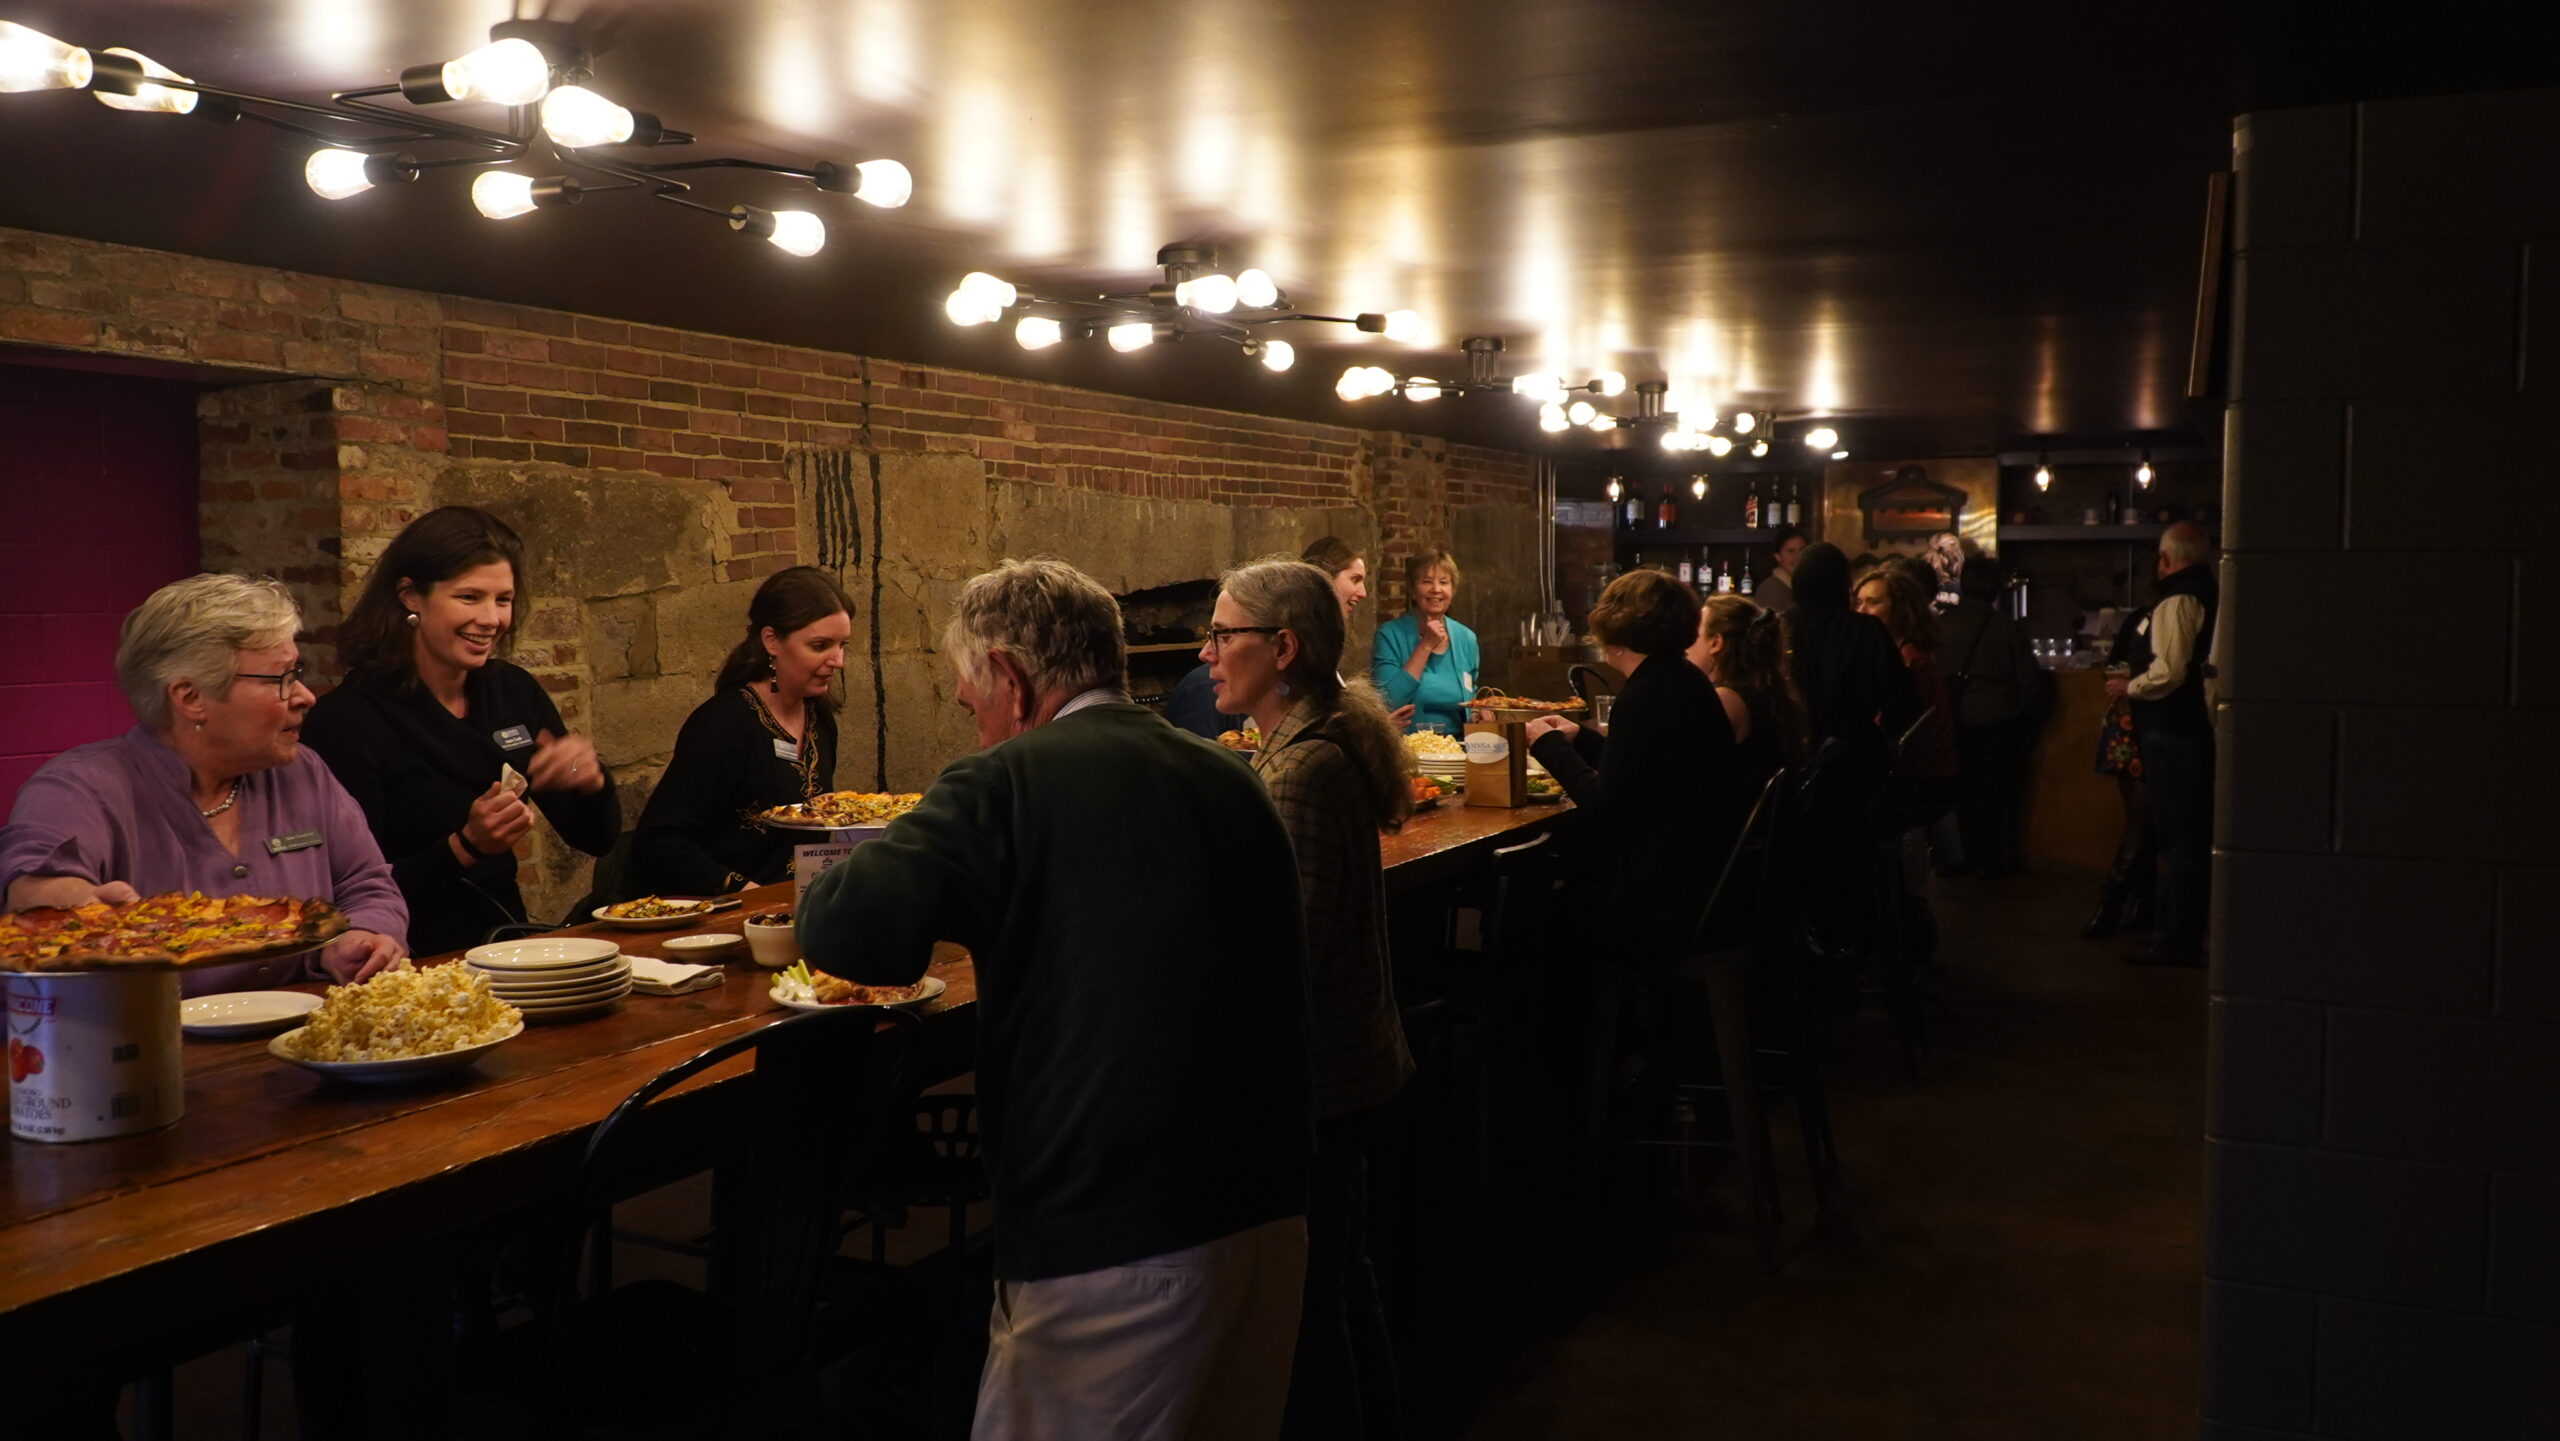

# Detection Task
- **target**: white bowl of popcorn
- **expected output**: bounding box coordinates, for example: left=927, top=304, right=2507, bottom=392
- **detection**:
left=268, top=960, right=524, bottom=1083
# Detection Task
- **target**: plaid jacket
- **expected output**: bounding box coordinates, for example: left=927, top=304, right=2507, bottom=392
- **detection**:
left=1253, top=698, right=1414, bottom=1119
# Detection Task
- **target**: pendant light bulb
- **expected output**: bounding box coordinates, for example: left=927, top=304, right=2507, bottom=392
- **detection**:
left=440, top=37, right=551, bottom=106
left=1803, top=426, right=1839, bottom=451
left=1706, top=435, right=1733, bottom=458
left=1830, top=450, right=1851, bottom=460
left=1405, top=378, right=1442, bottom=402
left=1691, top=476, right=1708, bottom=500
left=1566, top=399, right=1597, bottom=427
left=1257, top=339, right=1295, bottom=373
left=1176, top=273, right=1239, bottom=314
left=1107, top=322, right=1155, bottom=353
left=2033, top=459, right=2052, bottom=491
left=2136, top=454, right=2155, bottom=488
left=93, top=49, right=197, bottom=114
left=1596, top=371, right=1627, bottom=398
left=1235, top=268, right=1280, bottom=309
left=539, top=85, right=635, bottom=148
left=472, top=170, right=539, bottom=220
left=1731, top=409, right=1756, bottom=435
left=1382, top=309, right=1425, bottom=343
left=1538, top=402, right=1570, bottom=433
left=1606, top=477, right=1623, bottom=501
left=0, top=22, right=91, bottom=92
left=851, top=158, right=912, bottom=208
left=305, top=148, right=377, bottom=200
left=1751, top=438, right=1770, bottom=457
left=1014, top=315, right=1064, bottom=350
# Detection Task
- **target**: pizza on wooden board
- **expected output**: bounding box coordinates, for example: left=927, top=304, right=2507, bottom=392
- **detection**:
left=0, top=893, right=351, bottom=972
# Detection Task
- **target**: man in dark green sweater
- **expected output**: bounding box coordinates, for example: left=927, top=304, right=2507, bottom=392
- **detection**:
left=801, top=559, right=1313, bottom=1441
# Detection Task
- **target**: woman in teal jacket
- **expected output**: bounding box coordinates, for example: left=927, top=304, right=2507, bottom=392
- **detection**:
left=1371, top=547, right=1480, bottom=733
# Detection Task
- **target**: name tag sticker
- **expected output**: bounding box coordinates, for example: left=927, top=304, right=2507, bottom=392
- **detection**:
left=772, top=738, right=801, bottom=762
left=1461, top=671, right=1475, bottom=693
left=491, top=725, right=533, bottom=751
left=265, top=830, right=323, bottom=855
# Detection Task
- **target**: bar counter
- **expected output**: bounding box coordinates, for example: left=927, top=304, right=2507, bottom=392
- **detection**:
left=2021, top=668, right=2123, bottom=875
left=0, top=796, right=1569, bottom=1380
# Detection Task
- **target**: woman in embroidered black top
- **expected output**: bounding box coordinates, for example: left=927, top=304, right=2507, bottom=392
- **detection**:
left=303, top=507, right=621, bottom=958
left=634, top=566, right=853, bottom=895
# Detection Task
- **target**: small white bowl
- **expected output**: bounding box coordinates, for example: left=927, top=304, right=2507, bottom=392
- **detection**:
left=742, top=913, right=800, bottom=970
left=660, top=932, right=744, bottom=959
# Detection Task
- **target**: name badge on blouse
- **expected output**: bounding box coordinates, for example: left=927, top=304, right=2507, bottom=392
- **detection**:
left=491, top=725, right=533, bottom=751
left=265, top=830, right=323, bottom=856
left=1461, top=671, right=1475, bottom=693
left=772, top=738, right=801, bottom=762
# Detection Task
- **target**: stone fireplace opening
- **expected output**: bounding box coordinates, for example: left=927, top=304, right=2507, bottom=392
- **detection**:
left=1114, top=577, right=1219, bottom=708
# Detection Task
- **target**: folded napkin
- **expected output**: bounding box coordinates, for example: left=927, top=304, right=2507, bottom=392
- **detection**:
left=625, top=956, right=726, bottom=996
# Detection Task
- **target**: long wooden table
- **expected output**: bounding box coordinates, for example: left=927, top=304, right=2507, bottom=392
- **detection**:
left=0, top=799, right=1567, bottom=1383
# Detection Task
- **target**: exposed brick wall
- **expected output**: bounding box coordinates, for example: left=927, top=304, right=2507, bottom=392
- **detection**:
left=2205, top=89, right=2560, bottom=1438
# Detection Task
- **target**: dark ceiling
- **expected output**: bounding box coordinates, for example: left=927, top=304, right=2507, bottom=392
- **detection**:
left=1, top=1, right=2552, bottom=459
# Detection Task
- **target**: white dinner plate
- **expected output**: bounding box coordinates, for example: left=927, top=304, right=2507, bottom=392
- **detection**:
left=516, top=990, right=628, bottom=1025
left=465, top=937, right=623, bottom=971
left=268, top=1021, right=522, bottom=1084
left=769, top=974, right=946, bottom=1013
left=512, top=979, right=633, bottom=1009
left=590, top=903, right=716, bottom=930
left=659, top=933, right=745, bottom=958
left=481, top=969, right=632, bottom=1003
left=469, top=956, right=629, bottom=988
left=181, top=990, right=322, bottom=1039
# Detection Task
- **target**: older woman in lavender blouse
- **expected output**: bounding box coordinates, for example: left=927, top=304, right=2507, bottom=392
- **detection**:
left=0, top=574, right=407, bottom=994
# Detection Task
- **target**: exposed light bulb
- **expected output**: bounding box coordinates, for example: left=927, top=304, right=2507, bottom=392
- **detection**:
left=946, top=288, right=990, bottom=325
left=1691, top=476, right=1708, bottom=500
left=1751, top=438, right=1770, bottom=457
left=960, top=271, right=1016, bottom=311
left=1585, top=410, right=1615, bottom=432
left=1382, top=309, right=1425, bottom=343
left=1235, top=268, right=1279, bottom=308
left=539, top=85, right=634, bottom=148
left=1731, top=410, right=1757, bottom=435
left=1510, top=373, right=1562, bottom=402
left=1257, top=340, right=1295, bottom=373
left=1803, top=426, right=1840, bottom=450
left=472, top=170, right=538, bottom=220
left=1538, top=403, right=1570, bottom=433
left=1706, top=435, right=1733, bottom=457
left=763, top=210, right=825, bottom=257
left=1107, top=322, right=1155, bottom=352
left=440, top=37, right=551, bottom=106
left=1400, top=377, right=1439, bottom=401
left=1365, top=366, right=1399, bottom=397
left=1566, top=400, right=1596, bottom=427
left=1660, top=429, right=1687, bottom=454
left=1015, top=315, right=1063, bottom=350
left=2033, top=462, right=2052, bottom=491
left=305, top=148, right=377, bottom=200
left=1335, top=367, right=1370, bottom=403
left=852, top=158, right=912, bottom=208
left=1606, top=478, right=1623, bottom=501
left=1176, top=273, right=1239, bottom=314
left=1596, top=371, right=1627, bottom=398
left=2136, top=457, right=2155, bottom=488
left=1830, top=450, right=1850, bottom=460
left=93, top=49, right=197, bottom=114
left=0, top=21, right=91, bottom=92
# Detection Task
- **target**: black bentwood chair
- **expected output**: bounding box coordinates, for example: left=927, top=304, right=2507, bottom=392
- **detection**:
left=462, top=1003, right=920, bottom=1440
left=1585, top=768, right=1791, bottom=1272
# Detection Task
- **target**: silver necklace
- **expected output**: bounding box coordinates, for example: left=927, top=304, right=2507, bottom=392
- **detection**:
left=199, top=777, right=243, bottom=819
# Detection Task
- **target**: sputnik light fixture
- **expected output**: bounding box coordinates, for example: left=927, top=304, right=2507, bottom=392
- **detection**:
left=0, top=17, right=913, bottom=260
left=944, top=244, right=1425, bottom=379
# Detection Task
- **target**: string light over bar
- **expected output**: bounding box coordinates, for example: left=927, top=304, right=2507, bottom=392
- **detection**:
left=945, top=245, right=1429, bottom=376
left=0, top=17, right=913, bottom=259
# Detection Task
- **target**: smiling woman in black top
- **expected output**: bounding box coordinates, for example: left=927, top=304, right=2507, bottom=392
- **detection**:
left=1526, top=569, right=1730, bottom=962
left=303, top=506, right=621, bottom=957
left=634, top=566, right=853, bottom=895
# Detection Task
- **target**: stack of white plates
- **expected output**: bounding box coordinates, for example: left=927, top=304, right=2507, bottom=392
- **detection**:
left=462, top=937, right=631, bottom=1024
left=1415, top=756, right=1470, bottom=785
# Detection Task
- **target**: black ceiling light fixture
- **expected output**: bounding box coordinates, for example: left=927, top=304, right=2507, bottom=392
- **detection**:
left=944, top=243, right=1430, bottom=377
left=0, top=16, right=912, bottom=259
left=1333, top=337, right=1628, bottom=428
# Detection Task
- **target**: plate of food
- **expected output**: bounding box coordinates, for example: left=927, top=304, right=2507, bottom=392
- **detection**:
left=591, top=896, right=716, bottom=929
left=0, top=893, right=349, bottom=973
left=268, top=960, right=523, bottom=1083
left=768, top=961, right=944, bottom=1012
left=1525, top=773, right=1565, bottom=803
left=1404, top=731, right=1469, bottom=761
left=1408, top=775, right=1448, bottom=811
left=1468, top=688, right=1589, bottom=722
left=1215, top=728, right=1259, bottom=754
left=757, top=791, right=924, bottom=832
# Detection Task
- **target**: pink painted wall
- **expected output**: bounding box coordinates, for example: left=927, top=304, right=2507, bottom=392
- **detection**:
left=0, top=364, right=202, bottom=812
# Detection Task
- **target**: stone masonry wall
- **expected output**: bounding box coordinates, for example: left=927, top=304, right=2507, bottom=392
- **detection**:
left=3, top=224, right=1541, bottom=924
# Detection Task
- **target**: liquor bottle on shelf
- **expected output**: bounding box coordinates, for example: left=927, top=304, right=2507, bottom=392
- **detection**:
left=1656, top=487, right=1678, bottom=530
left=1739, top=564, right=1755, bottom=596
left=1676, top=555, right=1694, bottom=585
left=1620, top=485, right=1643, bottom=529
left=1785, top=480, right=1802, bottom=527
left=1716, top=560, right=1735, bottom=594
left=1743, top=480, right=1761, bottom=529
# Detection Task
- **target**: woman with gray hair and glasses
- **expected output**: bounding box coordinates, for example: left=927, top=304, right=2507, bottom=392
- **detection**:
left=0, top=574, right=408, bottom=993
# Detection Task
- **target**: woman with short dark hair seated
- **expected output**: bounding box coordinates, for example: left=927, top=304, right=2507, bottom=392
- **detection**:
left=1525, top=570, right=1731, bottom=962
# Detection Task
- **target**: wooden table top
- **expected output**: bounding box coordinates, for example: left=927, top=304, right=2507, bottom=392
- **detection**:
left=0, top=799, right=1565, bottom=1355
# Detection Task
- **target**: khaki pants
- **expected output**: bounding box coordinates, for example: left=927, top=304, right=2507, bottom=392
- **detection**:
left=973, top=1216, right=1309, bottom=1441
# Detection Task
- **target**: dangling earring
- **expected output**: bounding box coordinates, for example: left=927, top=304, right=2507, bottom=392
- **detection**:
left=404, top=611, right=420, bottom=628
left=764, top=653, right=780, bottom=693
left=1277, top=679, right=1293, bottom=698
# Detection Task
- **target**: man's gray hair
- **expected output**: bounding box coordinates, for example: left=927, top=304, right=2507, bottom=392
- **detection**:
left=941, top=558, right=1127, bottom=700
left=2161, top=521, right=2211, bottom=569
left=116, top=574, right=302, bottom=729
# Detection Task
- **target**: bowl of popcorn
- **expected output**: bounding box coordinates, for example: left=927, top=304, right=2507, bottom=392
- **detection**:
left=268, top=960, right=524, bottom=1084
